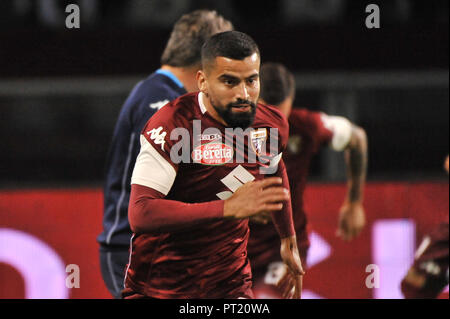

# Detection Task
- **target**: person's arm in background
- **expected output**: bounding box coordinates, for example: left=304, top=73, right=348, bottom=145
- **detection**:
left=265, top=113, right=305, bottom=299
left=338, top=124, right=368, bottom=240
left=272, top=159, right=305, bottom=299
left=320, top=114, right=368, bottom=241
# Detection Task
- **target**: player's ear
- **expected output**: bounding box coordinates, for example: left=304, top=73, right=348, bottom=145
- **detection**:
left=197, top=70, right=208, bottom=96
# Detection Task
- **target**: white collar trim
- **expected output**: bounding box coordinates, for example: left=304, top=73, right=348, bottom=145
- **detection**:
left=198, top=92, right=207, bottom=114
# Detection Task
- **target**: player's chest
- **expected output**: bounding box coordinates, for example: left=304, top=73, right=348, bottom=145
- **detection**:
left=172, top=127, right=278, bottom=199
left=286, top=133, right=316, bottom=158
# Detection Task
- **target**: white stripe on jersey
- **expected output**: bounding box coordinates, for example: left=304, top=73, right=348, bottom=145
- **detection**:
left=415, top=236, right=431, bottom=260
left=123, top=234, right=135, bottom=289
left=198, top=92, right=207, bottom=114
left=131, top=135, right=177, bottom=195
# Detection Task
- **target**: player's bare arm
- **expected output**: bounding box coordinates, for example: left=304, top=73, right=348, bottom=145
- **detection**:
left=272, top=158, right=304, bottom=299
left=337, top=124, right=368, bottom=241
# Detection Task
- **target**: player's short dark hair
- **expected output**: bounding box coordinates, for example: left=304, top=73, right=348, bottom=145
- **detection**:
left=201, top=31, right=260, bottom=71
left=260, top=63, right=295, bottom=106
left=160, top=10, right=233, bottom=68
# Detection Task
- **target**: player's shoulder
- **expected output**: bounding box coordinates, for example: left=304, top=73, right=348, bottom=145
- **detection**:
left=254, top=103, right=289, bottom=150
left=132, top=73, right=181, bottom=102
left=289, top=108, right=321, bottom=121
left=255, top=103, right=289, bottom=131
left=143, top=92, right=198, bottom=131
left=289, top=108, right=326, bottom=130
left=120, top=73, right=180, bottom=120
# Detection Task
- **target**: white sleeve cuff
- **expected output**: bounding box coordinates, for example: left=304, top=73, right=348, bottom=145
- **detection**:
left=320, top=114, right=353, bottom=152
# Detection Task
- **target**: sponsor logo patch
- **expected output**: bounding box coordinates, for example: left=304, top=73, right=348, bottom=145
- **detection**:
left=192, top=142, right=233, bottom=165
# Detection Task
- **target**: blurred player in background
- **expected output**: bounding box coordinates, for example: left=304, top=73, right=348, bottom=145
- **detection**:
left=97, top=10, right=233, bottom=298
left=247, top=63, right=368, bottom=298
left=122, top=31, right=304, bottom=299
left=401, top=155, right=449, bottom=299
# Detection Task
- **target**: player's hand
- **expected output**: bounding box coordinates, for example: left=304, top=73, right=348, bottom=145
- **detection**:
left=277, top=236, right=305, bottom=299
left=223, top=177, right=289, bottom=219
left=336, top=201, right=366, bottom=241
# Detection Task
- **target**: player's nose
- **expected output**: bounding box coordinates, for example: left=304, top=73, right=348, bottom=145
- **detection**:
left=235, top=82, right=249, bottom=101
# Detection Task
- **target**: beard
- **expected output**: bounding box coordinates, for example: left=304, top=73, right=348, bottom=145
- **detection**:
left=211, top=98, right=257, bottom=129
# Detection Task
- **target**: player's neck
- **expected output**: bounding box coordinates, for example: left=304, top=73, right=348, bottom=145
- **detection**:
left=200, top=92, right=228, bottom=126
left=160, top=65, right=198, bottom=93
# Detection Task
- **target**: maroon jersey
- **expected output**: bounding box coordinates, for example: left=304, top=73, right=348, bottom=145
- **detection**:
left=123, top=92, right=294, bottom=299
left=248, top=108, right=352, bottom=276
left=402, top=222, right=449, bottom=298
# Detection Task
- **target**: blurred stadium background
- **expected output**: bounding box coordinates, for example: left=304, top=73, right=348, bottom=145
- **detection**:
left=0, top=0, right=448, bottom=299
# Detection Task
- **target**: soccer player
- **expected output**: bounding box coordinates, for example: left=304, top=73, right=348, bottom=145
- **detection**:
left=247, top=63, right=368, bottom=298
left=122, top=31, right=304, bottom=299
left=401, top=155, right=449, bottom=299
left=97, top=10, right=233, bottom=298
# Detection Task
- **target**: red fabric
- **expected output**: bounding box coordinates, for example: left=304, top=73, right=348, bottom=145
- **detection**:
left=129, top=184, right=224, bottom=233
left=269, top=159, right=296, bottom=239
left=248, top=108, right=333, bottom=272
left=124, top=92, right=293, bottom=298
left=0, top=183, right=447, bottom=299
left=401, top=222, right=449, bottom=299
left=286, top=108, right=333, bottom=230
left=414, top=222, right=449, bottom=264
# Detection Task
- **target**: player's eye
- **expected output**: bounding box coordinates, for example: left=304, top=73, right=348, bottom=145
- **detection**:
left=224, top=79, right=238, bottom=86
left=247, top=77, right=258, bottom=86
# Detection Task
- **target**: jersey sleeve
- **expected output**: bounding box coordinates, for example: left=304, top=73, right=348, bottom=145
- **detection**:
left=261, top=106, right=295, bottom=238
left=318, top=113, right=353, bottom=152
left=130, top=104, right=181, bottom=196
left=276, top=109, right=290, bottom=153
left=289, top=109, right=352, bottom=152
left=270, top=158, right=295, bottom=238
left=258, top=106, right=289, bottom=175
left=129, top=184, right=224, bottom=233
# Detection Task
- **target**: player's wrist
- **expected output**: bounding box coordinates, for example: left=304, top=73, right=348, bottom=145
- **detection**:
left=346, top=198, right=363, bottom=205
left=223, top=198, right=237, bottom=219
left=280, top=235, right=298, bottom=250
left=344, top=188, right=363, bottom=205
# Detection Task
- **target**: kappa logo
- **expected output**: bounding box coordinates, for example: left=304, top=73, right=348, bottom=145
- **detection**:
left=250, top=128, right=267, bottom=156
left=147, top=126, right=167, bottom=151
left=149, top=100, right=169, bottom=110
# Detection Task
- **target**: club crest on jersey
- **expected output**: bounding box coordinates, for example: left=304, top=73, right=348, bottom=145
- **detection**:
left=250, top=128, right=267, bottom=156
left=287, top=135, right=302, bottom=154
left=192, top=142, right=234, bottom=166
